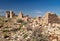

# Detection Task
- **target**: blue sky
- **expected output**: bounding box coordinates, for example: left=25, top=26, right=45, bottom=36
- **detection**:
left=0, top=0, right=60, bottom=17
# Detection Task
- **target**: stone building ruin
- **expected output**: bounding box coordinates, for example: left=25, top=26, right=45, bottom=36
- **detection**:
left=6, top=11, right=15, bottom=18
left=18, top=11, right=23, bottom=19
left=5, top=11, right=60, bottom=25
left=40, top=12, right=60, bottom=25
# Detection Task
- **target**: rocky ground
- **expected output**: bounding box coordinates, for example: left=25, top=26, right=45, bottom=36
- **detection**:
left=0, top=16, right=60, bottom=41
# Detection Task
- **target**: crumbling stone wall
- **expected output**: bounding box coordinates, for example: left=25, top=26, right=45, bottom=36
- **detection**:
left=41, top=12, right=60, bottom=25
left=48, top=13, right=60, bottom=24
left=18, top=11, right=23, bottom=19
left=6, top=11, right=15, bottom=18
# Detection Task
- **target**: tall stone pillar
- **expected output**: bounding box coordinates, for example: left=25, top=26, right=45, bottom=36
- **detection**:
left=10, top=11, right=13, bottom=18
left=6, top=13, right=8, bottom=18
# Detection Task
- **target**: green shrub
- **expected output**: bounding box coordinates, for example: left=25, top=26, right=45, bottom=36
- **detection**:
left=4, top=34, right=9, bottom=38
left=22, top=22, right=27, bottom=25
left=2, top=29, right=9, bottom=32
left=17, top=19, right=23, bottom=23
left=23, top=34, right=28, bottom=38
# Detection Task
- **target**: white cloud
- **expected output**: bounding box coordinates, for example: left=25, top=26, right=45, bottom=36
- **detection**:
left=32, top=10, right=42, bottom=14
left=0, top=9, right=5, bottom=16
left=30, top=10, right=43, bottom=17
left=0, top=9, right=5, bottom=13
